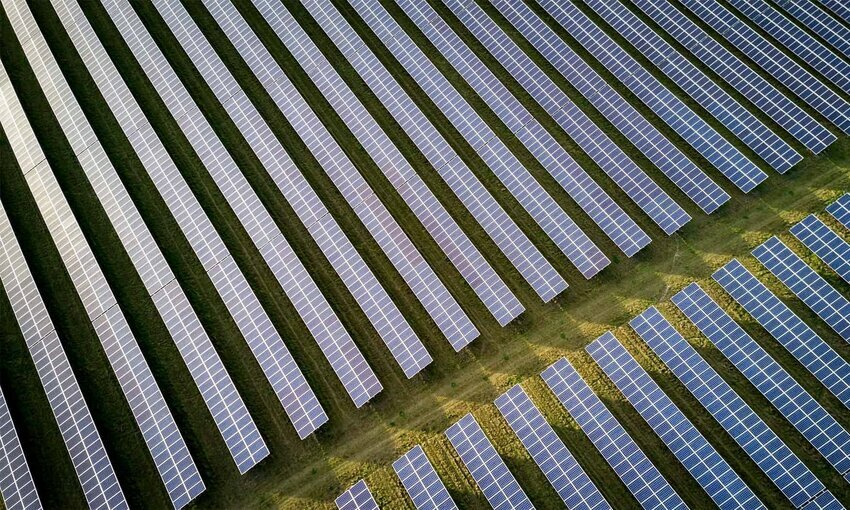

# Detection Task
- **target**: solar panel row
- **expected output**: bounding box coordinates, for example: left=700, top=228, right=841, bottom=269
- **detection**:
left=401, top=0, right=653, bottom=256
left=296, top=0, right=569, bottom=305
left=791, top=215, right=850, bottom=283
left=247, top=0, right=524, bottom=327
left=393, top=446, right=457, bottom=510
left=100, top=0, right=328, bottom=439
left=335, top=480, right=379, bottom=510
left=491, top=0, right=730, bottom=215
left=814, top=0, right=850, bottom=23
left=0, top=387, right=42, bottom=510
left=151, top=0, right=384, bottom=406
left=587, top=332, right=763, bottom=510
left=535, top=0, right=768, bottom=192
left=776, top=0, right=850, bottom=60
left=48, top=0, right=268, bottom=474
left=347, top=0, right=610, bottom=279
left=581, top=0, right=801, bottom=173
left=0, top=122, right=126, bottom=510
left=826, top=194, right=850, bottom=230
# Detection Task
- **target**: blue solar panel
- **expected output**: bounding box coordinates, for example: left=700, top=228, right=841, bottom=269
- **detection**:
left=587, top=332, right=764, bottom=510
left=826, top=194, right=850, bottom=230
left=814, top=0, right=850, bottom=23
left=706, top=263, right=850, bottom=408
left=393, top=446, right=457, bottom=510
left=800, top=490, right=843, bottom=510
left=495, top=385, right=610, bottom=510
left=336, top=480, right=379, bottom=510
left=541, top=358, right=687, bottom=509
left=580, top=0, right=800, bottom=173
left=627, top=0, right=836, bottom=154
left=777, top=0, right=850, bottom=60
left=791, top=214, right=850, bottom=283
left=676, top=0, right=850, bottom=134
left=445, top=414, right=534, bottom=510
left=0, top=387, right=42, bottom=510
left=752, top=236, right=850, bottom=342
left=630, top=305, right=825, bottom=508
left=535, top=0, right=767, bottom=192
left=677, top=271, right=850, bottom=481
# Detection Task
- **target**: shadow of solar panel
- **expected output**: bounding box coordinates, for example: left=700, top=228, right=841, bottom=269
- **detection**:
left=393, top=446, right=457, bottom=510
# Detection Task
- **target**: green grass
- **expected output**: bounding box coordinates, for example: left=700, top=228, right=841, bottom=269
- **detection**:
left=0, top=0, right=849, bottom=508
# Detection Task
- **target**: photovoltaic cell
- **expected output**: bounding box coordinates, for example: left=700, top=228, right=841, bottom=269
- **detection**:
left=826, top=194, right=850, bottom=230
left=401, top=0, right=654, bottom=255
left=541, top=357, right=687, bottom=509
left=676, top=272, right=850, bottom=481
left=495, top=385, right=610, bottom=510
left=335, top=480, right=379, bottom=510
left=791, top=214, right=850, bottom=283
left=580, top=0, right=800, bottom=173
left=587, top=332, right=763, bottom=510
left=445, top=414, right=534, bottom=510
left=706, top=262, right=850, bottom=408
left=630, top=305, right=825, bottom=508
left=491, top=0, right=730, bottom=214
left=800, top=490, right=844, bottom=510
left=628, top=0, right=836, bottom=154
left=346, top=0, right=610, bottom=279
left=814, top=0, right=850, bottom=23
left=776, top=0, right=850, bottom=60
left=535, top=0, right=767, bottom=192
left=393, top=446, right=457, bottom=510
left=752, top=236, right=850, bottom=342
left=0, top=387, right=41, bottom=510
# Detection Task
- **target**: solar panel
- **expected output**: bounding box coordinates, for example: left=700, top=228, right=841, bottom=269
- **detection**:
left=49, top=0, right=268, bottom=473
left=535, top=0, right=767, bottom=192
left=826, top=194, right=850, bottom=230
left=776, top=0, right=850, bottom=60
left=630, top=305, right=825, bottom=508
left=814, top=0, right=850, bottom=23
left=723, top=0, right=850, bottom=95
left=152, top=0, right=384, bottom=405
left=677, top=271, right=850, bottom=481
left=0, top=201, right=127, bottom=510
left=336, top=480, right=379, bottom=510
left=296, top=0, right=568, bottom=304
left=752, top=236, right=850, bottom=342
left=579, top=0, right=800, bottom=173
left=203, top=0, right=471, bottom=356
left=791, top=214, right=850, bottom=283
left=489, top=0, right=730, bottom=215
left=587, top=332, right=763, bottom=510
left=249, top=0, right=524, bottom=326
left=540, top=358, right=687, bottom=509
left=0, top=387, right=42, bottom=510
left=675, top=0, right=850, bottom=134
left=393, top=446, right=458, bottom=510
left=800, top=490, right=844, bottom=510
left=495, top=385, right=610, bottom=510
left=401, top=0, right=656, bottom=254
left=706, top=262, right=850, bottom=408
left=347, top=0, right=610, bottom=279
left=445, top=414, right=534, bottom=510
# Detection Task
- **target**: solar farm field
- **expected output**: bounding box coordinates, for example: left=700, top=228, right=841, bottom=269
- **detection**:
left=0, top=0, right=849, bottom=509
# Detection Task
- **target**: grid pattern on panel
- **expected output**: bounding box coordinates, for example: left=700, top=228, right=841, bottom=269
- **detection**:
left=540, top=358, right=687, bottom=509
left=249, top=0, right=524, bottom=327
left=704, top=259, right=850, bottom=407
left=0, top=33, right=204, bottom=507
left=725, top=0, right=850, bottom=95
left=675, top=0, right=850, bottom=134
left=297, top=0, right=567, bottom=305
left=815, top=0, right=850, bottom=23
left=152, top=0, right=383, bottom=406
left=491, top=0, right=729, bottom=214
left=752, top=237, right=850, bottom=342
left=393, top=446, right=457, bottom=510
left=347, top=0, right=610, bottom=279
left=445, top=414, right=534, bottom=510
left=679, top=268, right=850, bottom=479
left=800, top=490, right=843, bottom=510
left=580, top=0, right=800, bottom=173
left=826, top=194, right=850, bottom=230
left=587, top=332, right=763, bottom=510
left=203, top=0, right=471, bottom=355
left=628, top=0, right=836, bottom=154
left=495, top=385, right=610, bottom=510
left=0, top=204, right=127, bottom=510
left=535, top=0, right=766, bottom=192
left=0, top=388, right=41, bottom=510
left=50, top=0, right=267, bottom=473
left=335, top=480, right=379, bottom=510
left=401, top=0, right=653, bottom=256
left=631, top=305, right=825, bottom=508
left=791, top=214, right=850, bottom=283
left=777, top=0, right=850, bottom=60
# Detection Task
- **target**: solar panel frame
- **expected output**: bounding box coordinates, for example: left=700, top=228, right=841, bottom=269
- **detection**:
left=791, top=214, right=850, bottom=283
left=826, top=194, right=850, bottom=230
left=335, top=480, right=379, bottom=510
left=586, top=332, right=764, bottom=510
left=776, top=0, right=850, bottom=60
left=393, top=446, right=458, bottom=510
left=0, top=387, right=42, bottom=510
left=630, top=305, right=825, bottom=508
